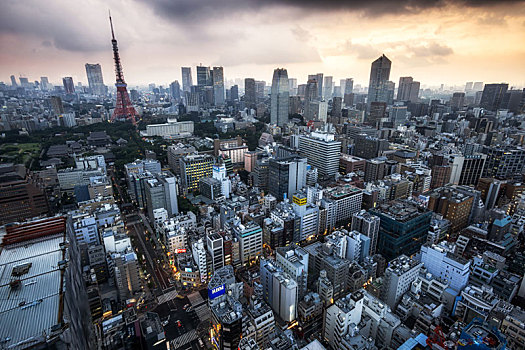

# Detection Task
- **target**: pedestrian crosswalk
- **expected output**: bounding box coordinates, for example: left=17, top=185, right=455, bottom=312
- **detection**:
left=157, top=289, right=178, bottom=304
left=187, top=291, right=204, bottom=306
left=195, top=304, right=210, bottom=322
left=171, top=329, right=198, bottom=349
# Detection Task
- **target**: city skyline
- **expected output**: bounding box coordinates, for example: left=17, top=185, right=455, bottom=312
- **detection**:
left=1, top=0, right=525, bottom=88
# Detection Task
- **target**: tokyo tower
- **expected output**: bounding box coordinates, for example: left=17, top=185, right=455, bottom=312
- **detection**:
left=109, top=13, right=137, bottom=125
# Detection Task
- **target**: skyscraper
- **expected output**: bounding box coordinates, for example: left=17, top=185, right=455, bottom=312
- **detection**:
left=181, top=67, right=193, bottom=93
left=268, top=155, right=307, bottom=200
left=244, top=78, right=256, bottom=108
left=304, top=79, right=319, bottom=120
left=85, top=63, right=106, bottom=95
left=397, top=76, right=420, bottom=102
left=212, top=66, right=225, bottom=106
left=450, top=92, right=466, bottom=111
left=169, top=81, right=181, bottom=102
left=480, top=83, right=509, bottom=111
left=367, top=54, right=391, bottom=108
left=196, top=65, right=212, bottom=86
left=370, top=200, right=431, bottom=261
left=344, top=78, right=354, bottom=95
left=10, top=75, right=17, bottom=87
left=40, top=76, right=49, bottom=90
left=323, top=76, right=333, bottom=100
left=62, top=77, right=75, bottom=94
left=270, top=68, right=290, bottom=126
left=308, top=73, right=323, bottom=98
left=255, top=80, right=266, bottom=102
left=109, top=13, right=137, bottom=124
left=230, top=85, right=239, bottom=101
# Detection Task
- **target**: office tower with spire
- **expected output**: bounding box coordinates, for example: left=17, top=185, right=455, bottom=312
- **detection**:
left=367, top=54, right=391, bottom=109
left=109, top=13, right=137, bottom=124
left=181, top=67, right=193, bottom=93
left=212, top=66, right=225, bottom=106
left=397, top=76, right=420, bottom=102
left=270, top=68, right=290, bottom=126
left=85, top=63, right=106, bottom=95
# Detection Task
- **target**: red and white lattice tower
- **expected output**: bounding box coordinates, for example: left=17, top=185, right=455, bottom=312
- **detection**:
left=109, top=12, right=137, bottom=125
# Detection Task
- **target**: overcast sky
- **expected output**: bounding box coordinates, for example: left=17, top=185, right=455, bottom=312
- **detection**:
left=1, top=0, right=524, bottom=89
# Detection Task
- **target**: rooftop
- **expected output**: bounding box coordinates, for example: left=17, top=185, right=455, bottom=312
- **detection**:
left=0, top=217, right=68, bottom=349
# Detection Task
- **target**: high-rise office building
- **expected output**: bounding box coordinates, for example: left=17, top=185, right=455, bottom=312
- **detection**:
left=196, top=65, right=212, bottom=86
left=180, top=154, right=214, bottom=193
left=420, top=242, right=470, bottom=292
left=428, top=186, right=474, bottom=233
left=144, top=171, right=179, bottom=221
left=232, top=220, right=263, bottom=266
left=40, top=76, right=50, bottom=90
left=244, top=78, right=256, bottom=108
left=472, top=81, right=484, bottom=92
left=351, top=210, right=380, bottom=255
left=181, top=66, right=193, bottom=93
left=367, top=101, right=387, bottom=126
left=270, top=68, right=290, bottom=126
left=208, top=266, right=243, bottom=350
left=308, top=73, right=324, bottom=98
left=212, top=66, right=225, bottom=105
left=449, top=153, right=487, bottom=186
left=49, top=96, right=64, bottom=114
left=169, top=80, right=181, bottom=101
left=10, top=75, right=17, bottom=86
left=62, top=76, right=75, bottom=94
left=0, top=164, right=49, bottom=225
left=268, top=155, right=307, bottom=201
left=288, top=77, right=298, bottom=95
left=230, top=85, right=239, bottom=101
left=85, top=63, right=106, bottom=95
left=482, top=146, right=525, bottom=180
left=19, top=77, right=29, bottom=87
left=323, top=76, right=333, bottom=99
left=324, top=291, right=364, bottom=347
left=298, top=132, right=341, bottom=177
left=367, top=54, right=391, bottom=108
left=381, top=255, right=422, bottom=309
left=344, top=78, right=354, bottom=95
left=370, top=200, right=431, bottom=261
left=275, top=245, right=309, bottom=300
left=450, top=92, right=465, bottom=111
left=304, top=79, right=319, bottom=119
left=397, top=76, right=420, bottom=102
left=480, top=83, right=508, bottom=111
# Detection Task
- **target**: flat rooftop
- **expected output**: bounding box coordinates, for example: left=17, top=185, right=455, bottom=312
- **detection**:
left=0, top=228, right=67, bottom=349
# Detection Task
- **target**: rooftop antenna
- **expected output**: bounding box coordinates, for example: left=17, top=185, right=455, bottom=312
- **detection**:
left=109, top=10, right=115, bottom=40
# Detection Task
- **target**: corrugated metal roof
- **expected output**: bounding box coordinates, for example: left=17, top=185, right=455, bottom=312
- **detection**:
left=0, top=234, right=64, bottom=349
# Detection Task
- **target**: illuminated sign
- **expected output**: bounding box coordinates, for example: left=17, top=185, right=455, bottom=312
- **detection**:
left=175, top=249, right=186, bottom=253
left=208, top=284, right=226, bottom=300
left=185, top=267, right=192, bottom=272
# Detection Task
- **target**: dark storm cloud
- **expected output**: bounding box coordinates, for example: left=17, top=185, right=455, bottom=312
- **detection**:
left=140, top=0, right=525, bottom=21
left=0, top=1, right=107, bottom=52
